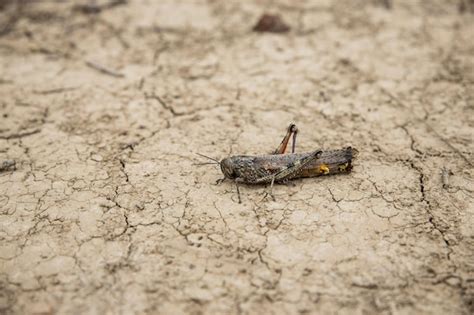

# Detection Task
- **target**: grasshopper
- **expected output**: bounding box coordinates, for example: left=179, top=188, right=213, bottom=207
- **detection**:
left=197, top=123, right=356, bottom=202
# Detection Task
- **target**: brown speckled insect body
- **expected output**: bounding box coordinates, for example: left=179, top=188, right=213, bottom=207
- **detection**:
left=220, top=148, right=354, bottom=185
left=218, top=123, right=355, bottom=185
left=197, top=123, right=356, bottom=202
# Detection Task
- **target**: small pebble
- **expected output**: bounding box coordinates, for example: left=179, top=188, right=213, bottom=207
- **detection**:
left=253, top=14, right=290, bottom=33
left=91, top=154, right=103, bottom=162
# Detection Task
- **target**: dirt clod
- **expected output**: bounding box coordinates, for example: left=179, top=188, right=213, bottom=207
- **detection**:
left=253, top=13, right=290, bottom=33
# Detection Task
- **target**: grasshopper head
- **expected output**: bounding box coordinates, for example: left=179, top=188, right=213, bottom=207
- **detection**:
left=220, top=157, right=237, bottom=179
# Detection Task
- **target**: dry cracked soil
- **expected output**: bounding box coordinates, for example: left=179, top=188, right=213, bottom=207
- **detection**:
left=0, top=0, right=473, bottom=314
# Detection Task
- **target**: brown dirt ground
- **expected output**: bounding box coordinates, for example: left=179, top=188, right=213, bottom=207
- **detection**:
left=0, top=1, right=473, bottom=314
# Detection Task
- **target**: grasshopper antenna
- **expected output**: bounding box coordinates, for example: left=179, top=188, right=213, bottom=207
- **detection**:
left=195, top=153, right=221, bottom=165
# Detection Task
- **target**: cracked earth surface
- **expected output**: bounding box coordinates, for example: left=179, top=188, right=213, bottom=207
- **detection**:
left=0, top=1, right=473, bottom=314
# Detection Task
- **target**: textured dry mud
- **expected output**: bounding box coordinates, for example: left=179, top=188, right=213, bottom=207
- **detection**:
left=0, top=1, right=473, bottom=314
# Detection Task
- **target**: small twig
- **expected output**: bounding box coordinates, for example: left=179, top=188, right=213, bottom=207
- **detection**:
left=85, top=60, right=124, bottom=78
left=33, top=87, right=78, bottom=95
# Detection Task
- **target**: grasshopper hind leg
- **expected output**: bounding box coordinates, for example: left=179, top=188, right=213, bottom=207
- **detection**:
left=260, top=150, right=323, bottom=201
left=256, top=150, right=323, bottom=185
left=273, top=123, right=299, bottom=154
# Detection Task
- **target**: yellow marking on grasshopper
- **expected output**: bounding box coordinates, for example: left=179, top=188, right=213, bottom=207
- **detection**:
left=338, top=163, right=349, bottom=172
left=319, top=164, right=330, bottom=174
